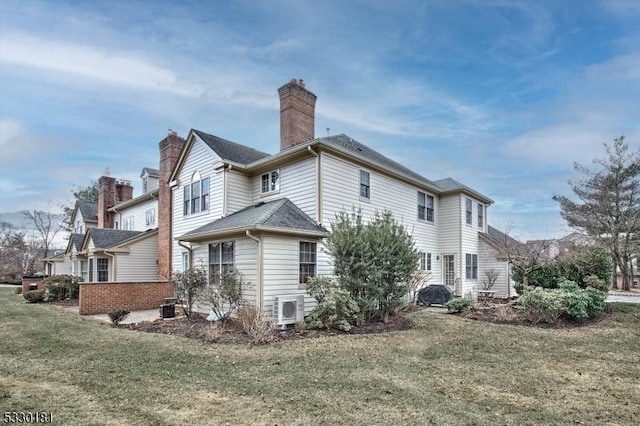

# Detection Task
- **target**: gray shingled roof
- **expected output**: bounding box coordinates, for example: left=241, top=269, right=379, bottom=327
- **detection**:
left=485, top=225, right=522, bottom=248
left=70, top=233, right=85, bottom=251
left=180, top=198, right=327, bottom=240
left=87, top=228, right=144, bottom=249
left=141, top=167, right=159, bottom=177
left=77, top=200, right=98, bottom=222
left=193, top=129, right=271, bottom=164
left=319, top=134, right=438, bottom=189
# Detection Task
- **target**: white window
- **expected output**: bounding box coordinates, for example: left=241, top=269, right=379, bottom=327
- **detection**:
left=419, top=252, right=432, bottom=271
left=145, top=209, right=156, bottom=227
left=478, top=203, right=484, bottom=228
left=465, top=253, right=478, bottom=279
left=181, top=252, right=190, bottom=272
left=142, top=177, right=148, bottom=193
left=418, top=192, right=434, bottom=222
left=360, top=170, right=370, bottom=199
left=465, top=198, right=473, bottom=225
left=299, top=242, right=317, bottom=284
left=183, top=176, right=210, bottom=215
left=209, top=241, right=234, bottom=284
left=74, top=220, right=83, bottom=234
left=97, top=258, right=109, bottom=282
left=122, top=216, right=134, bottom=230
left=261, top=170, right=280, bottom=194
left=80, top=260, right=88, bottom=282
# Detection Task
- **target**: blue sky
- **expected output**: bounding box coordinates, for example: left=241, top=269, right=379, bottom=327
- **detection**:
left=1, top=0, right=639, bottom=241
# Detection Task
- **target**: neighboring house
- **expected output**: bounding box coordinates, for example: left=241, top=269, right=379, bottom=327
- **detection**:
left=168, top=78, right=508, bottom=318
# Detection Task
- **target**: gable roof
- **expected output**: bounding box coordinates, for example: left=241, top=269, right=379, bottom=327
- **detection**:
left=66, top=233, right=85, bottom=254
left=179, top=198, right=328, bottom=241
left=193, top=129, right=271, bottom=164
left=85, top=228, right=145, bottom=250
left=480, top=225, right=522, bottom=250
left=108, top=189, right=158, bottom=212
left=141, top=167, right=159, bottom=177
left=77, top=200, right=98, bottom=222
left=319, top=134, right=439, bottom=189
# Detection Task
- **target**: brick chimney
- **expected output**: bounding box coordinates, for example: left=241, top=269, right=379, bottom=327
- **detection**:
left=98, top=175, right=116, bottom=228
left=158, top=130, right=185, bottom=280
left=278, top=78, right=317, bottom=151
left=116, top=180, right=133, bottom=203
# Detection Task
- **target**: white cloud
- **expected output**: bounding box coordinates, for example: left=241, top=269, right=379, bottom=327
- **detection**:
left=0, top=33, right=204, bottom=97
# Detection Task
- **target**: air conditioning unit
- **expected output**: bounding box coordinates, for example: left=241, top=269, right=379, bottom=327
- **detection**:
left=273, top=295, right=305, bottom=327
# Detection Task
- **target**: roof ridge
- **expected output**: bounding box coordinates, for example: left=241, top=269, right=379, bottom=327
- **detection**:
left=259, top=198, right=290, bottom=225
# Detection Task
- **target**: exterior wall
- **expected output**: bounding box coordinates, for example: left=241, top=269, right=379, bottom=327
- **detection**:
left=188, top=237, right=258, bottom=312
left=478, top=239, right=513, bottom=298
left=252, top=156, right=317, bottom=218
left=438, top=195, right=461, bottom=292
left=261, top=235, right=319, bottom=316
left=171, top=136, right=223, bottom=273
left=78, top=281, right=173, bottom=315
left=114, top=235, right=159, bottom=282
left=113, top=198, right=159, bottom=231
left=226, top=170, right=252, bottom=215
left=320, top=152, right=440, bottom=283
left=460, top=196, right=481, bottom=297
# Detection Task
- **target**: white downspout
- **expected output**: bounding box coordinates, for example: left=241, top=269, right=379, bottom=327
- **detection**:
left=104, top=250, right=116, bottom=282
left=177, top=240, right=193, bottom=269
left=245, top=230, right=263, bottom=309
left=307, top=146, right=321, bottom=225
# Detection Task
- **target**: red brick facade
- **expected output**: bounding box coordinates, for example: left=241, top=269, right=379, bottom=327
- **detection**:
left=21, top=276, right=47, bottom=293
left=158, top=131, right=185, bottom=280
left=278, top=78, right=317, bottom=151
left=78, top=281, right=174, bottom=315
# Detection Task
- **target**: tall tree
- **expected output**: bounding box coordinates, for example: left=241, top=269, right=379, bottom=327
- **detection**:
left=21, top=209, right=62, bottom=261
left=554, top=136, right=640, bottom=291
left=0, top=221, right=31, bottom=278
left=61, top=180, right=100, bottom=231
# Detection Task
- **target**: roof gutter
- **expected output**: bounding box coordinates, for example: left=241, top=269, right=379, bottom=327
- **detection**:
left=177, top=224, right=329, bottom=243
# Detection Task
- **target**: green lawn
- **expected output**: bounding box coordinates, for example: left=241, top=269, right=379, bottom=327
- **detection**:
left=1, top=289, right=639, bottom=425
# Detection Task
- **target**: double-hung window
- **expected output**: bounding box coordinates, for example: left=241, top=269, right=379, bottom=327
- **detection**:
left=261, top=170, right=280, bottom=194
left=97, top=258, right=109, bottom=282
left=299, top=242, right=317, bottom=285
left=478, top=203, right=484, bottom=228
left=465, top=198, right=473, bottom=225
left=418, top=192, right=434, bottom=222
left=183, top=176, right=210, bottom=215
left=209, top=241, right=234, bottom=285
left=145, top=209, right=156, bottom=227
left=465, top=253, right=478, bottom=279
left=360, top=170, right=370, bottom=199
left=419, top=252, right=432, bottom=271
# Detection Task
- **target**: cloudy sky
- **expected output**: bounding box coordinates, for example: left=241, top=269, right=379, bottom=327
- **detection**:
left=1, top=0, right=639, bottom=241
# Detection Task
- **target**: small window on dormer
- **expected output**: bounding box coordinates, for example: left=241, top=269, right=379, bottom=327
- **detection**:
left=261, top=170, right=280, bottom=194
left=142, top=177, right=148, bottom=193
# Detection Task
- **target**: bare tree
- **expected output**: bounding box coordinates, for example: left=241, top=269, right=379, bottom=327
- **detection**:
left=490, top=227, right=554, bottom=289
left=0, top=221, right=27, bottom=278
left=554, top=136, right=640, bottom=291
left=482, top=269, right=500, bottom=291
left=22, top=209, right=62, bottom=261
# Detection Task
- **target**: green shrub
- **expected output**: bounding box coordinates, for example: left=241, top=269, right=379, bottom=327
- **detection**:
left=44, top=274, right=80, bottom=301
left=108, top=309, right=130, bottom=325
left=23, top=290, right=45, bottom=303
left=584, top=286, right=608, bottom=313
left=306, top=276, right=360, bottom=331
left=583, top=275, right=609, bottom=293
left=517, top=287, right=564, bottom=324
left=445, top=298, right=472, bottom=314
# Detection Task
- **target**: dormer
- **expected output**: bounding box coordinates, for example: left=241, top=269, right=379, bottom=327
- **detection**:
left=140, top=167, right=160, bottom=193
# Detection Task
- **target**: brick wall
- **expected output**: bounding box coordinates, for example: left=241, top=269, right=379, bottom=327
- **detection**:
left=21, top=276, right=48, bottom=293
left=78, top=281, right=174, bottom=315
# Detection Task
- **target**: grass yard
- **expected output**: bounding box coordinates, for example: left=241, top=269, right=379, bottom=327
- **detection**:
left=1, top=289, right=639, bottom=425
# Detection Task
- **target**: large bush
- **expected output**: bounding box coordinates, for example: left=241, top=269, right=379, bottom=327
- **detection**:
left=305, top=276, right=359, bottom=331
left=23, top=290, right=45, bottom=303
left=44, top=274, right=81, bottom=301
left=518, top=279, right=608, bottom=323
left=512, top=247, right=611, bottom=290
left=324, top=209, right=419, bottom=323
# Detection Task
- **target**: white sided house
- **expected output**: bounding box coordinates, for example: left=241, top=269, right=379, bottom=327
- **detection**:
left=169, top=79, right=507, bottom=323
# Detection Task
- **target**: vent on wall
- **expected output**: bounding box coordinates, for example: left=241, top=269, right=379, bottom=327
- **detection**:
left=273, top=295, right=305, bottom=327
